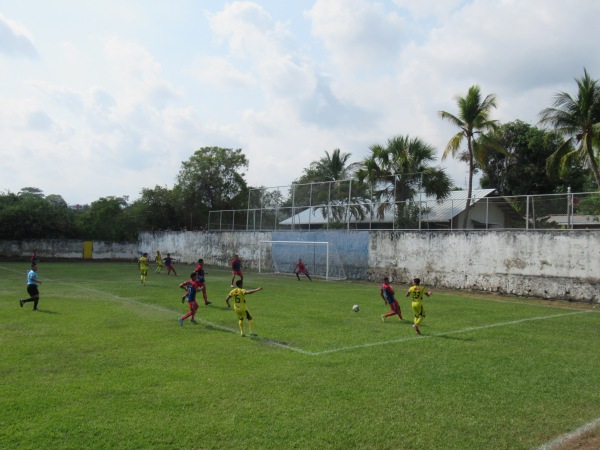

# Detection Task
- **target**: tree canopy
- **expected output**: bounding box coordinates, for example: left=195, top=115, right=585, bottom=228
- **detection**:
left=356, top=135, right=451, bottom=227
left=539, top=68, right=600, bottom=189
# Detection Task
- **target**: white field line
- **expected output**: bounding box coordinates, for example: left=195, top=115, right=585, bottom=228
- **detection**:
left=536, top=416, right=600, bottom=450
left=311, top=310, right=592, bottom=356
left=2, top=266, right=595, bottom=356
left=2, top=265, right=312, bottom=353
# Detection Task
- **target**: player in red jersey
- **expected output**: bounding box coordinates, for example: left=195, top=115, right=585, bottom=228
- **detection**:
left=380, top=276, right=403, bottom=322
left=194, top=259, right=211, bottom=305
left=294, top=258, right=312, bottom=281
left=163, top=253, right=178, bottom=276
left=178, top=273, right=199, bottom=326
left=230, top=254, right=243, bottom=287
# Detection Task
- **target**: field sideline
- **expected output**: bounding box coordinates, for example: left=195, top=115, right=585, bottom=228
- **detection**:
left=1, top=261, right=599, bottom=449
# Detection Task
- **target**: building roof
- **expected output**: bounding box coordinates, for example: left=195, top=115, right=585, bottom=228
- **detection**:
left=546, top=214, right=600, bottom=228
left=280, top=188, right=498, bottom=226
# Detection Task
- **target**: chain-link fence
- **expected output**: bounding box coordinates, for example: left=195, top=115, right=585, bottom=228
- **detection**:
left=209, top=178, right=600, bottom=231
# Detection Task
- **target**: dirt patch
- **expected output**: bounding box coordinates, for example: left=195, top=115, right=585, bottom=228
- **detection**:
left=553, top=428, right=600, bottom=449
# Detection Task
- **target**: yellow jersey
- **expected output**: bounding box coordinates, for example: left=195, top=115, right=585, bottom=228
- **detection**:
left=138, top=256, right=149, bottom=270
left=229, top=288, right=248, bottom=312
left=408, top=285, right=427, bottom=302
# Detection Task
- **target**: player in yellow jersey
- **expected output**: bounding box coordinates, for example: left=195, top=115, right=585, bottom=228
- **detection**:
left=138, top=252, right=150, bottom=285
left=225, top=280, right=263, bottom=337
left=405, top=277, right=432, bottom=334
left=154, top=251, right=163, bottom=273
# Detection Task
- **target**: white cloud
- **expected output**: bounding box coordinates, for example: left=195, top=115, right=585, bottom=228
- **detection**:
left=0, top=13, right=38, bottom=58
left=188, top=56, right=255, bottom=89
left=306, top=0, right=405, bottom=68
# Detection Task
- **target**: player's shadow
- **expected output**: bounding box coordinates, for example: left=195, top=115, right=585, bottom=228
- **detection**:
left=206, top=305, right=231, bottom=311
left=35, top=309, right=60, bottom=315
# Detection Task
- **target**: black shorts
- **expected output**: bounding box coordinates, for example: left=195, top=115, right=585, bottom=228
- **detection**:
left=27, top=284, right=39, bottom=297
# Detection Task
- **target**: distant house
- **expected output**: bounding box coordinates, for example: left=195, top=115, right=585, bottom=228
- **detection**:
left=279, top=189, right=521, bottom=230
left=545, top=214, right=600, bottom=229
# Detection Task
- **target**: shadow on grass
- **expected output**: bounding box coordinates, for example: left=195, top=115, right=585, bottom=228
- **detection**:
left=429, top=333, right=474, bottom=342
left=34, top=309, right=60, bottom=315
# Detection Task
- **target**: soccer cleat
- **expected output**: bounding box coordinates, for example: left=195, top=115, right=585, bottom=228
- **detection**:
left=178, top=318, right=184, bottom=326
left=240, top=332, right=246, bottom=337
left=190, top=319, right=198, bottom=324
left=249, top=332, right=258, bottom=337
left=19, top=299, right=24, bottom=308
left=230, top=284, right=234, bottom=288
left=205, top=301, right=212, bottom=305
left=32, top=308, right=38, bottom=311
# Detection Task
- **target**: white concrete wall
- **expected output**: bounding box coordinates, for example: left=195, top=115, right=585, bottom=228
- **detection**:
left=138, top=231, right=272, bottom=268
left=3, top=230, right=598, bottom=302
left=0, top=239, right=137, bottom=260
left=368, top=230, right=600, bottom=302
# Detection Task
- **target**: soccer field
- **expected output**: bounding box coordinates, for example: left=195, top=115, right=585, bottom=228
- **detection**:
left=1, top=262, right=599, bottom=449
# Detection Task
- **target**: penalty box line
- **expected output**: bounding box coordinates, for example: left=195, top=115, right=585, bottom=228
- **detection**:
left=311, top=310, right=592, bottom=356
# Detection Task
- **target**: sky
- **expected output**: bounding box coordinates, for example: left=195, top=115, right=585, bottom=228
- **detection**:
left=1, top=0, right=599, bottom=206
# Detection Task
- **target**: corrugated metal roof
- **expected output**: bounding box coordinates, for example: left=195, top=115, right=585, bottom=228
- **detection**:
left=280, top=189, right=497, bottom=225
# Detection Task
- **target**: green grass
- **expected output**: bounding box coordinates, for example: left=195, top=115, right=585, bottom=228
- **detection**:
left=1, top=262, right=599, bottom=449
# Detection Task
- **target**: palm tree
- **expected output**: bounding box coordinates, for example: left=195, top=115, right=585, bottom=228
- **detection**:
left=313, top=148, right=356, bottom=181
left=439, top=85, right=499, bottom=229
left=539, top=68, right=600, bottom=189
left=356, top=135, right=451, bottom=228
left=291, top=149, right=367, bottom=226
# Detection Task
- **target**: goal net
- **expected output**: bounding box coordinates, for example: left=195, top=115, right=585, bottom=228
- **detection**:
left=258, top=241, right=347, bottom=280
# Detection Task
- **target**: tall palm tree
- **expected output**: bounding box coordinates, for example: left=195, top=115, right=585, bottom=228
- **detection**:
left=292, top=148, right=367, bottom=225
left=539, top=68, right=600, bottom=189
left=356, top=135, right=451, bottom=227
left=439, top=85, right=499, bottom=229
left=314, top=148, right=356, bottom=181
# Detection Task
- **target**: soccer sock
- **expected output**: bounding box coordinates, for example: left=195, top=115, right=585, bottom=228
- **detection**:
left=238, top=319, right=244, bottom=334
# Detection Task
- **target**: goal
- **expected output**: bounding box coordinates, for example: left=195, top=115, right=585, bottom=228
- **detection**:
left=258, top=241, right=347, bottom=280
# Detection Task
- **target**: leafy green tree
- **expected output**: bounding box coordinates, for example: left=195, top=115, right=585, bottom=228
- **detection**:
left=18, top=187, right=44, bottom=197
left=439, top=85, right=499, bottom=228
left=539, top=68, right=600, bottom=189
left=0, top=189, right=78, bottom=239
left=356, top=135, right=451, bottom=227
left=76, top=196, right=136, bottom=240
left=480, top=120, right=588, bottom=195
left=176, top=147, right=249, bottom=229
left=128, top=185, right=183, bottom=231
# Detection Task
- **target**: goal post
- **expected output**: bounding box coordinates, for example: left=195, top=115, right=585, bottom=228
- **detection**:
left=258, top=241, right=347, bottom=280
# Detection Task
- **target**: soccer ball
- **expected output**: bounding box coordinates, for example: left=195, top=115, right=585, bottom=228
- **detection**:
left=352, top=304, right=360, bottom=312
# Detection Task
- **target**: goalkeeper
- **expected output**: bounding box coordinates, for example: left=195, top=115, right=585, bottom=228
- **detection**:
left=294, top=258, right=312, bottom=281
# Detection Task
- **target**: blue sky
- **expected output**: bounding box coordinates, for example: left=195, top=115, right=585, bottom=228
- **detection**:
left=1, top=0, right=599, bottom=205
